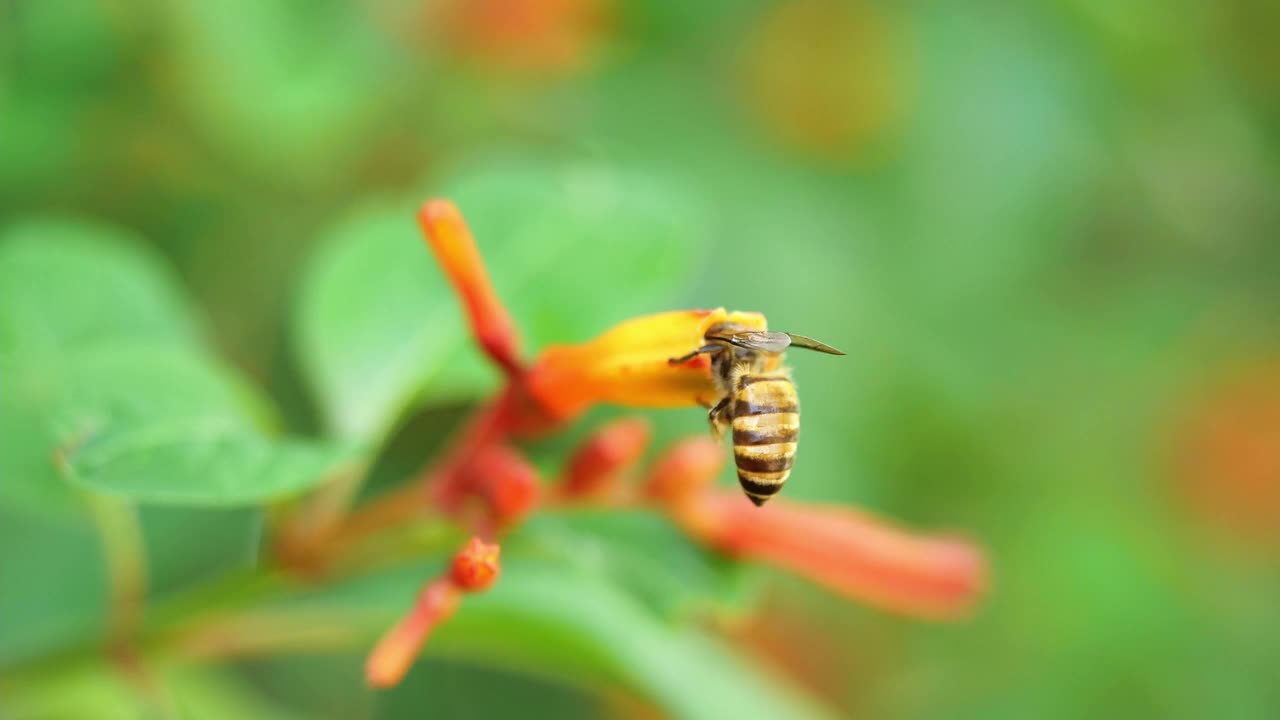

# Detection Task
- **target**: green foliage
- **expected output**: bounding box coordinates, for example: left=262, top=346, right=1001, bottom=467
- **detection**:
left=4, top=0, right=1280, bottom=718
left=0, top=184, right=812, bottom=718
left=296, top=156, right=705, bottom=441
left=0, top=219, right=200, bottom=353
left=3, top=661, right=309, bottom=720
left=160, top=0, right=388, bottom=185
left=0, top=222, right=349, bottom=512
left=513, top=509, right=761, bottom=620
left=0, top=508, right=106, bottom=666
left=278, top=548, right=830, bottom=720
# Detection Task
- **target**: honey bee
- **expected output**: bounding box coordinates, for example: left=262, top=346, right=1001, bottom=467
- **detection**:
left=669, top=323, right=844, bottom=506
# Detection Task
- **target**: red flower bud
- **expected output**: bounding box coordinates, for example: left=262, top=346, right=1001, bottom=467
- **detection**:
left=418, top=199, right=522, bottom=376
left=643, top=436, right=725, bottom=505
left=560, top=417, right=651, bottom=499
left=451, top=537, right=502, bottom=591
left=366, top=537, right=503, bottom=689
left=472, top=444, right=542, bottom=530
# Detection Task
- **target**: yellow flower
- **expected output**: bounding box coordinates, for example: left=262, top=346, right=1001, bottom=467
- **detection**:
left=526, top=307, right=767, bottom=421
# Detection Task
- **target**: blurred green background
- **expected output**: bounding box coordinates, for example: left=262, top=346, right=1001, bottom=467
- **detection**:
left=3, top=0, right=1280, bottom=718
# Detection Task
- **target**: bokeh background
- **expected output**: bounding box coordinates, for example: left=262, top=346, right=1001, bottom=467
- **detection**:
left=3, top=0, right=1280, bottom=718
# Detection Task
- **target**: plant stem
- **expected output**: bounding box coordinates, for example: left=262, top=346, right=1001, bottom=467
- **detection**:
left=313, top=392, right=518, bottom=564
left=88, top=495, right=147, bottom=647
left=272, top=462, right=370, bottom=570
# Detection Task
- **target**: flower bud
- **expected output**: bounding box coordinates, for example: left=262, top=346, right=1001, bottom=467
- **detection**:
left=418, top=199, right=522, bottom=375
left=365, top=580, right=461, bottom=688
left=561, top=417, right=651, bottom=499
left=643, top=436, right=725, bottom=506
left=450, top=537, right=502, bottom=591
left=471, top=444, right=541, bottom=530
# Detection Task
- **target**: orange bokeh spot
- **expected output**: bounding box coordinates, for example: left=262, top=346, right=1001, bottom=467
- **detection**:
left=437, top=0, right=612, bottom=74
left=1177, top=362, right=1280, bottom=541
left=740, top=0, right=903, bottom=163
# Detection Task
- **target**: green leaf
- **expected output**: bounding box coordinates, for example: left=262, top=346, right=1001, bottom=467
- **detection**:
left=376, top=656, right=602, bottom=720
left=0, top=222, right=356, bottom=511
left=1, top=659, right=309, bottom=720
left=165, top=664, right=313, bottom=720
left=295, top=156, right=707, bottom=441
left=2, top=345, right=352, bottom=508
left=0, top=660, right=141, bottom=720
left=0, top=214, right=204, bottom=518
left=510, top=509, right=762, bottom=620
left=161, top=0, right=387, bottom=186
left=0, top=355, right=87, bottom=518
left=0, top=507, right=107, bottom=668
left=454, top=564, right=836, bottom=720
left=282, top=556, right=834, bottom=720
left=0, top=218, right=202, bottom=354
left=141, top=506, right=264, bottom=597
left=51, top=346, right=352, bottom=506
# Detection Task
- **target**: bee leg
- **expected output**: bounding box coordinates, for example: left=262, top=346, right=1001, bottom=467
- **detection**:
left=668, top=344, right=724, bottom=365
left=708, top=397, right=732, bottom=441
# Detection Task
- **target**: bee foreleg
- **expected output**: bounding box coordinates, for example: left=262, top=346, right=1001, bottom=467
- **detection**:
left=708, top=397, right=732, bottom=441
left=668, top=344, right=724, bottom=365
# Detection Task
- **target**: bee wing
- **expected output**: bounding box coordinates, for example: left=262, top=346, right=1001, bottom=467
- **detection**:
left=710, top=330, right=846, bottom=356
left=783, top=333, right=846, bottom=355
left=709, top=330, right=795, bottom=354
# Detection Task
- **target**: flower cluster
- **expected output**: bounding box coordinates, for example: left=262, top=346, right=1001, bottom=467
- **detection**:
left=361, top=199, right=988, bottom=686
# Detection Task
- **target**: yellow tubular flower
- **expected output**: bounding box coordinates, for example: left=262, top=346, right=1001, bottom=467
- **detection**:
left=525, top=308, right=769, bottom=422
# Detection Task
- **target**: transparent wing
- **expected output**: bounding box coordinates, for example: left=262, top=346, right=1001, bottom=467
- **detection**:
left=783, top=333, right=845, bottom=355
left=707, top=330, right=792, bottom=353
left=709, top=330, right=846, bottom=356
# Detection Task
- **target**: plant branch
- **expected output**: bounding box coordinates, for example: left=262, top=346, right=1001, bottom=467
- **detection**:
left=88, top=495, right=147, bottom=647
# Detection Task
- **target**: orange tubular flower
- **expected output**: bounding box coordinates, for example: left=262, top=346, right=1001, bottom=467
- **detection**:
left=418, top=200, right=523, bottom=376
left=366, top=537, right=502, bottom=688
left=365, top=579, right=461, bottom=689
left=527, top=308, right=767, bottom=422
left=672, top=492, right=986, bottom=620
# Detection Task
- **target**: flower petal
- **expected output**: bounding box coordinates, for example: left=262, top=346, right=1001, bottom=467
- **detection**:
left=418, top=199, right=523, bottom=375
left=677, top=491, right=987, bottom=620
left=365, top=579, right=462, bottom=688
left=526, top=308, right=767, bottom=420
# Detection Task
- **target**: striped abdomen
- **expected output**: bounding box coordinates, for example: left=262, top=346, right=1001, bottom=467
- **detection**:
left=731, top=373, right=799, bottom=506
